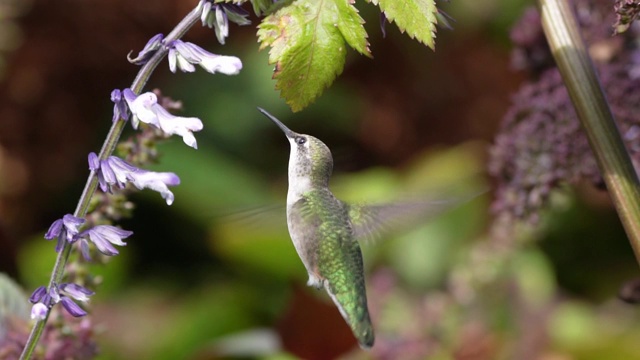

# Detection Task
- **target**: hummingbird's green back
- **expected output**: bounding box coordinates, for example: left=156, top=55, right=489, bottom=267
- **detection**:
left=298, top=188, right=375, bottom=349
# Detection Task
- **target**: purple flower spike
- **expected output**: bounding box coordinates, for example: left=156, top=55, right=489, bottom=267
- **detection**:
left=30, top=302, right=48, bottom=320
left=79, top=225, right=132, bottom=256
left=60, top=297, right=87, bottom=317
left=111, top=89, right=130, bottom=122
left=128, top=33, right=165, bottom=65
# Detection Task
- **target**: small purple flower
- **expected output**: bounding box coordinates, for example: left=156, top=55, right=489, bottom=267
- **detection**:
left=89, top=152, right=181, bottom=204
left=122, top=88, right=159, bottom=129
left=30, top=302, right=48, bottom=320
left=127, top=33, right=165, bottom=65
left=59, top=297, right=87, bottom=317
left=78, top=225, right=133, bottom=257
left=111, top=89, right=130, bottom=122
left=168, top=40, right=201, bottom=73
left=213, top=5, right=229, bottom=44
left=198, top=1, right=250, bottom=44
left=60, top=283, right=95, bottom=302
left=168, top=40, right=242, bottom=75
left=57, top=283, right=94, bottom=317
left=29, top=286, right=47, bottom=304
left=120, top=88, right=204, bottom=147
left=29, top=283, right=94, bottom=319
left=45, top=214, right=85, bottom=252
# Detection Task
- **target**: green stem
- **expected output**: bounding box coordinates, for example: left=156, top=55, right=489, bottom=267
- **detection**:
left=538, top=0, right=640, bottom=265
left=19, top=7, right=202, bottom=360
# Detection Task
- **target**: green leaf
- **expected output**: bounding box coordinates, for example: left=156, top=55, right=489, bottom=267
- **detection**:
left=247, top=0, right=269, bottom=15
left=371, top=0, right=438, bottom=49
left=336, top=0, right=371, bottom=56
left=257, top=0, right=370, bottom=112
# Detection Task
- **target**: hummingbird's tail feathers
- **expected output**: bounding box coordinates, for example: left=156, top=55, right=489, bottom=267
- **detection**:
left=324, top=281, right=375, bottom=350
left=346, top=186, right=487, bottom=245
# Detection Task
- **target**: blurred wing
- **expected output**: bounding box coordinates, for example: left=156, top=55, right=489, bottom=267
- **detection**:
left=213, top=203, right=287, bottom=230
left=346, top=189, right=485, bottom=244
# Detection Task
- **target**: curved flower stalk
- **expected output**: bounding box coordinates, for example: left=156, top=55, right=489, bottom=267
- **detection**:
left=19, top=1, right=245, bottom=358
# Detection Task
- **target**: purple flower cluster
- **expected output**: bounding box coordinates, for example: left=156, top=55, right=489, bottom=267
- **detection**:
left=89, top=152, right=180, bottom=205
left=614, top=0, right=640, bottom=33
left=21, top=2, right=251, bottom=356
left=29, top=283, right=95, bottom=320
left=197, top=0, right=251, bottom=44
left=36, top=213, right=133, bottom=319
left=489, top=1, right=640, bottom=228
left=45, top=214, right=133, bottom=258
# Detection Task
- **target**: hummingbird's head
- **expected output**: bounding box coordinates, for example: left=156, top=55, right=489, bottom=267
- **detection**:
left=258, top=108, right=333, bottom=186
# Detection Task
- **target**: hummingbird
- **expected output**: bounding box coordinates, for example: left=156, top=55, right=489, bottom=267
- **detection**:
left=259, top=107, right=375, bottom=349
left=258, top=108, right=479, bottom=349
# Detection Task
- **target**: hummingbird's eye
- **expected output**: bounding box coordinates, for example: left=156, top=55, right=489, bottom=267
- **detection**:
left=296, top=136, right=306, bottom=145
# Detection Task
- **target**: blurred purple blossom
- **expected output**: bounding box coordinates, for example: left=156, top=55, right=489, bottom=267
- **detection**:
left=490, top=2, right=640, bottom=229
left=614, top=0, right=640, bottom=33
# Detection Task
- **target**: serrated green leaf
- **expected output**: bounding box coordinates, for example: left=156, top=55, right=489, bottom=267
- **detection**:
left=250, top=0, right=272, bottom=16
left=336, top=0, right=371, bottom=57
left=371, top=0, right=438, bottom=49
left=257, top=0, right=371, bottom=111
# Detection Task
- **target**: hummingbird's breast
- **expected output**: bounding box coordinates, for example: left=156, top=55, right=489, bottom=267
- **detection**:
left=285, top=187, right=352, bottom=281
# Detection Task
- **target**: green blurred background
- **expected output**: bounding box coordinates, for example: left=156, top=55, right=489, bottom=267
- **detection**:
left=2, top=0, right=640, bottom=359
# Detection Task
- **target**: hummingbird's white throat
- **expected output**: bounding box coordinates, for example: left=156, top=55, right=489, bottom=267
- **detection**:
left=286, top=137, right=312, bottom=206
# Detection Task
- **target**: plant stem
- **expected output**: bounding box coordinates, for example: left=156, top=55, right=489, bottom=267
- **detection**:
left=538, top=0, right=640, bottom=265
left=19, top=7, right=202, bottom=360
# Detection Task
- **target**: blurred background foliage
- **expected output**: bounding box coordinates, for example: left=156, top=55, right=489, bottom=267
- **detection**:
left=2, top=0, right=640, bottom=359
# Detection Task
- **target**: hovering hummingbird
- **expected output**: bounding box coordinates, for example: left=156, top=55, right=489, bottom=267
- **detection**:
left=259, top=107, right=375, bottom=348
left=258, top=108, right=477, bottom=349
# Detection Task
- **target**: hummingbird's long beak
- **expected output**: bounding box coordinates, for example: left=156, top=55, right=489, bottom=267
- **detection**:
left=257, top=107, right=296, bottom=139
